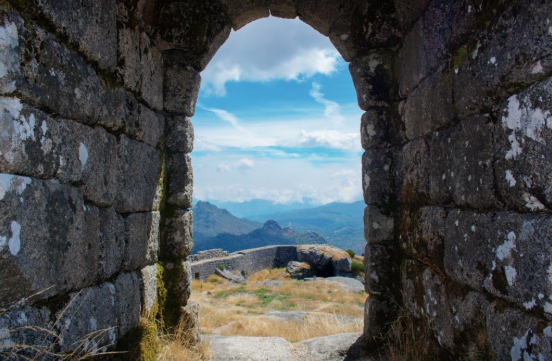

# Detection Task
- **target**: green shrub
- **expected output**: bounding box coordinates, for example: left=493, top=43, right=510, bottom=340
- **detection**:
left=351, top=261, right=365, bottom=274
left=345, top=249, right=355, bottom=258
left=217, top=264, right=226, bottom=271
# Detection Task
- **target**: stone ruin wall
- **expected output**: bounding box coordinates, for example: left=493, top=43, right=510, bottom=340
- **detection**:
left=0, top=0, right=551, bottom=359
left=190, top=245, right=299, bottom=280
left=189, top=249, right=229, bottom=262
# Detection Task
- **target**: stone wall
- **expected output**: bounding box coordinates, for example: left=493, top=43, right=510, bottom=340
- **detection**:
left=191, top=245, right=299, bottom=280
left=357, top=0, right=552, bottom=358
left=0, top=0, right=551, bottom=359
left=0, top=0, right=193, bottom=358
left=189, top=249, right=229, bottom=262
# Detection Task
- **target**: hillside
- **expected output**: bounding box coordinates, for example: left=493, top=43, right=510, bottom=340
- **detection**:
left=193, top=220, right=327, bottom=253
left=192, top=201, right=262, bottom=244
left=248, top=201, right=365, bottom=254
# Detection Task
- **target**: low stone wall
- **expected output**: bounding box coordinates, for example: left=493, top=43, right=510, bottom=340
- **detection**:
left=190, top=245, right=299, bottom=280
left=189, top=249, right=229, bottom=262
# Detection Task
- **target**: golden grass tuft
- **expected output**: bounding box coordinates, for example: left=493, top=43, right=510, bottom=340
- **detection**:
left=378, top=307, right=436, bottom=361
left=158, top=319, right=211, bottom=361
left=217, top=314, right=362, bottom=342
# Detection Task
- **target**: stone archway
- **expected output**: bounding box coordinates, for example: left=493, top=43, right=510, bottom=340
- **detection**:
left=0, top=0, right=551, bottom=359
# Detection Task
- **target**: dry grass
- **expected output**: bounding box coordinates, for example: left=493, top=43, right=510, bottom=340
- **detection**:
left=378, top=307, right=436, bottom=361
left=217, top=314, right=362, bottom=342
left=191, top=268, right=367, bottom=342
left=158, top=320, right=211, bottom=361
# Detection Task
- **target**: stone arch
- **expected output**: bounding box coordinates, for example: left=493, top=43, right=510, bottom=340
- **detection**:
left=155, top=0, right=405, bottom=350
left=0, top=0, right=551, bottom=359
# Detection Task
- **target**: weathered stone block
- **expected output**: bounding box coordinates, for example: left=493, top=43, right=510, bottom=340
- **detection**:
left=220, top=0, right=269, bottom=30
left=495, top=77, right=552, bottom=212
left=399, top=206, right=445, bottom=267
left=403, top=67, right=455, bottom=140
left=182, top=301, right=201, bottom=345
left=56, top=272, right=141, bottom=353
left=0, top=305, right=54, bottom=358
left=141, top=264, right=158, bottom=315
left=486, top=306, right=552, bottom=360
left=126, top=105, right=164, bottom=148
left=397, top=0, right=453, bottom=96
left=363, top=205, right=393, bottom=244
left=444, top=210, right=552, bottom=317
left=156, top=1, right=231, bottom=71
left=402, top=262, right=490, bottom=353
left=269, top=0, right=297, bottom=19
left=165, top=115, right=194, bottom=154
left=57, top=119, right=120, bottom=207
left=11, top=24, right=105, bottom=125
left=361, top=148, right=394, bottom=207
left=392, top=0, right=430, bottom=31
left=163, top=261, right=192, bottom=307
left=360, top=108, right=392, bottom=150
left=139, top=33, right=164, bottom=111
left=114, top=136, right=161, bottom=213
left=331, top=1, right=401, bottom=62
left=166, top=153, right=193, bottom=208
left=0, top=9, right=155, bottom=132
left=363, top=297, right=392, bottom=342
left=123, top=212, right=160, bottom=271
left=453, top=0, right=552, bottom=118
left=429, top=116, right=496, bottom=208
left=98, top=208, right=125, bottom=281
left=28, top=0, right=118, bottom=71
left=349, top=50, right=395, bottom=111
left=364, top=243, right=395, bottom=295
left=118, top=27, right=141, bottom=93
left=297, top=0, right=362, bottom=36
left=118, top=29, right=164, bottom=111
left=0, top=8, right=23, bottom=95
left=399, top=138, right=429, bottom=202
left=162, top=209, right=193, bottom=259
left=0, top=98, right=61, bottom=179
left=164, top=64, right=201, bottom=116
left=0, top=175, right=95, bottom=309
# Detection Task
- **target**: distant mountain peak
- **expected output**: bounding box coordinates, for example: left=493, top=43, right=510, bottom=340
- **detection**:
left=262, top=220, right=282, bottom=231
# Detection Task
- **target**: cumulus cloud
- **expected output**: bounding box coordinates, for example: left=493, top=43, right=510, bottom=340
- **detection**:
left=309, top=83, right=346, bottom=126
left=280, top=130, right=360, bottom=151
left=201, top=17, right=341, bottom=96
left=217, top=158, right=255, bottom=173
left=195, top=167, right=362, bottom=205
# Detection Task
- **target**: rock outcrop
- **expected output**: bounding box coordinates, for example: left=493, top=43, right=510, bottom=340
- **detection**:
left=297, top=245, right=353, bottom=276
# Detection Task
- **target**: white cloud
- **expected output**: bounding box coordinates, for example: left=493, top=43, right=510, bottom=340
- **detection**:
left=201, top=106, right=241, bottom=127
left=236, top=158, right=255, bottom=171
left=194, top=138, right=222, bottom=152
left=193, top=153, right=362, bottom=205
left=217, top=162, right=231, bottom=172
left=280, top=130, right=360, bottom=151
left=310, top=82, right=346, bottom=126
left=216, top=158, right=255, bottom=173
left=201, top=17, right=341, bottom=96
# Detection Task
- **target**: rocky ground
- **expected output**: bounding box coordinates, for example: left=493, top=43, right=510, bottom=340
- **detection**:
left=208, top=332, right=375, bottom=361
left=190, top=268, right=370, bottom=360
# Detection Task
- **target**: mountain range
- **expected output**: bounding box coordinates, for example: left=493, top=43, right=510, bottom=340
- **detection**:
left=192, top=200, right=365, bottom=254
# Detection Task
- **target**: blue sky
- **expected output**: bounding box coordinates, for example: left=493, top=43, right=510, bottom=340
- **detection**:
left=191, top=17, right=364, bottom=205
